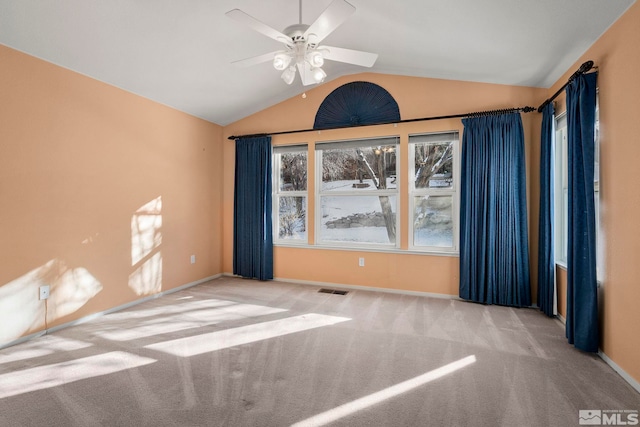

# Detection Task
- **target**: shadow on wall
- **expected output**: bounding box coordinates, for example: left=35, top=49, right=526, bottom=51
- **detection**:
left=0, top=197, right=163, bottom=345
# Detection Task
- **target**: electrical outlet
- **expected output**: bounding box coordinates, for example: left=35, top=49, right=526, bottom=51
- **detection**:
left=190, top=255, right=196, bottom=264
left=358, top=257, right=365, bottom=267
left=39, top=285, right=50, bottom=300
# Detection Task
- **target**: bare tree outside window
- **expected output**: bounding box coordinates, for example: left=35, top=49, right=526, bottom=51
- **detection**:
left=273, top=133, right=458, bottom=252
left=318, top=138, right=398, bottom=245
left=274, top=147, right=307, bottom=242
left=409, top=133, right=458, bottom=250
left=414, top=143, right=453, bottom=189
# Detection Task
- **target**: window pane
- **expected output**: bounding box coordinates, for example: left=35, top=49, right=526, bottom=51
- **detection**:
left=321, top=145, right=397, bottom=192
left=279, top=152, right=307, bottom=191
left=320, top=195, right=397, bottom=244
left=554, top=118, right=568, bottom=264
left=413, top=141, right=454, bottom=189
left=278, top=196, right=306, bottom=240
left=413, top=195, right=453, bottom=247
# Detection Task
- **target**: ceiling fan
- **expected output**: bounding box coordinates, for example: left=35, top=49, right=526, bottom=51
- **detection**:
left=226, top=0, right=378, bottom=86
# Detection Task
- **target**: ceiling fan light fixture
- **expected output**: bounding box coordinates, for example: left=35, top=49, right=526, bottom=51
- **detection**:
left=281, top=66, right=296, bottom=85
left=273, top=52, right=292, bottom=71
left=311, top=66, right=326, bottom=83
left=227, top=0, right=375, bottom=87
left=308, top=50, right=324, bottom=67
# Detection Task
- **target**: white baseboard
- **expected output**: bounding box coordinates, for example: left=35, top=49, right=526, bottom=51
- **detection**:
left=225, top=272, right=539, bottom=303
left=0, top=330, right=48, bottom=350
left=599, top=350, right=640, bottom=395
left=552, top=314, right=639, bottom=394
left=273, top=276, right=460, bottom=300
left=0, top=274, right=222, bottom=350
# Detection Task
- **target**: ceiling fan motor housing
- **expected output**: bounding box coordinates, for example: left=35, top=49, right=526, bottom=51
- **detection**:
left=283, top=24, right=315, bottom=46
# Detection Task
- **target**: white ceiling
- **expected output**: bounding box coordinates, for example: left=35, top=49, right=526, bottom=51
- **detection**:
left=0, top=0, right=635, bottom=126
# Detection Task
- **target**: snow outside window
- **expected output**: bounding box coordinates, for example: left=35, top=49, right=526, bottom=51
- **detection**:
left=316, top=137, right=399, bottom=247
left=409, top=132, right=459, bottom=252
left=273, top=145, right=307, bottom=243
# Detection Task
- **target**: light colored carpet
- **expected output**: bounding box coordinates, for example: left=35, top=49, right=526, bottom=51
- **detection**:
left=0, top=276, right=638, bottom=426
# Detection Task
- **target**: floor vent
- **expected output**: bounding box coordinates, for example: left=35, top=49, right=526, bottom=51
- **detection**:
left=318, top=288, right=349, bottom=295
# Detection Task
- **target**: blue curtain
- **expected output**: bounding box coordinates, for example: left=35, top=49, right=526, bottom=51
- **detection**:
left=538, top=103, right=556, bottom=316
left=233, top=136, right=273, bottom=280
left=459, top=113, right=531, bottom=307
left=565, top=72, right=598, bottom=352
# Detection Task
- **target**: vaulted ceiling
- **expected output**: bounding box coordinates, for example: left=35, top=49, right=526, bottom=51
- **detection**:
left=0, top=0, right=635, bottom=125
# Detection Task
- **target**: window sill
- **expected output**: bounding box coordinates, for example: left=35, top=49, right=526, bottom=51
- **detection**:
left=555, top=261, right=603, bottom=287
left=274, top=243, right=459, bottom=257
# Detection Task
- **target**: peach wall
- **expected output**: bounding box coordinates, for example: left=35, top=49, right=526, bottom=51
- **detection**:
left=543, top=2, right=640, bottom=384
left=275, top=247, right=459, bottom=295
left=0, top=44, right=223, bottom=345
left=223, top=73, right=545, bottom=298
left=556, top=266, right=567, bottom=319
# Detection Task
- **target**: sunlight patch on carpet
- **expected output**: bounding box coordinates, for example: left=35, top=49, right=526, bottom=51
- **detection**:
left=97, top=303, right=287, bottom=341
left=105, top=298, right=236, bottom=320
left=0, top=336, right=92, bottom=365
left=291, top=355, right=477, bottom=427
left=145, top=313, right=351, bottom=357
left=0, top=351, right=156, bottom=399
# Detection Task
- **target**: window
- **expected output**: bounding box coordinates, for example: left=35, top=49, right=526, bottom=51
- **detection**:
left=409, top=132, right=459, bottom=251
left=316, top=137, right=399, bottom=247
left=554, top=113, right=568, bottom=264
left=273, top=145, right=307, bottom=243
left=272, top=132, right=460, bottom=254
left=594, top=96, right=602, bottom=280
left=554, top=94, right=601, bottom=278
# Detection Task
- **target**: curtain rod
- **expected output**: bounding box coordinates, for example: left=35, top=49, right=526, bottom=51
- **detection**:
left=227, top=106, right=535, bottom=140
left=537, top=60, right=595, bottom=112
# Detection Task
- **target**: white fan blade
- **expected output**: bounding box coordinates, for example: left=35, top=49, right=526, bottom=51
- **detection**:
left=297, top=62, right=317, bottom=86
left=321, top=46, right=378, bottom=67
left=231, top=51, right=279, bottom=68
left=226, top=9, right=291, bottom=45
left=303, top=0, right=355, bottom=45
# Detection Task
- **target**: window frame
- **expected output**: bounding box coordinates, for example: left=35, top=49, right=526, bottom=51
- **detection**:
left=272, top=144, right=308, bottom=245
left=554, top=92, right=601, bottom=279
left=554, top=112, right=568, bottom=266
left=408, top=131, right=460, bottom=253
left=594, top=94, right=602, bottom=281
left=315, top=136, right=400, bottom=249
